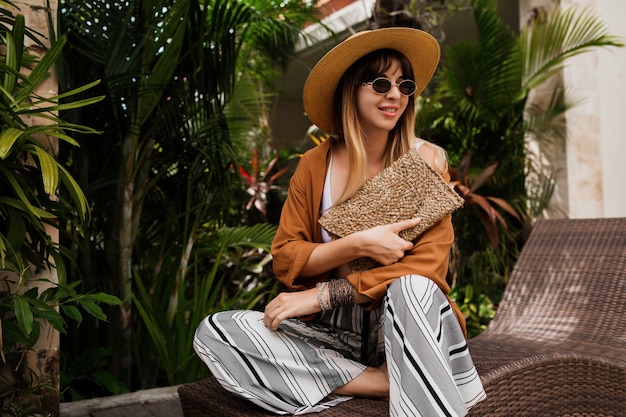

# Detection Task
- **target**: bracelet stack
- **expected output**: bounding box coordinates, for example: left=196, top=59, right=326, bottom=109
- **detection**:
left=316, top=278, right=354, bottom=311
left=317, top=281, right=332, bottom=310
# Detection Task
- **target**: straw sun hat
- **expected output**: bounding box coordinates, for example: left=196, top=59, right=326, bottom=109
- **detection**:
left=309, top=29, right=461, bottom=272
left=303, top=27, right=441, bottom=134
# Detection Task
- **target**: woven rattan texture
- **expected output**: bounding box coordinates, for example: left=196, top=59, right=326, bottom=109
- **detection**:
left=467, top=217, right=626, bottom=417
left=318, top=148, right=463, bottom=271
left=177, top=377, right=389, bottom=417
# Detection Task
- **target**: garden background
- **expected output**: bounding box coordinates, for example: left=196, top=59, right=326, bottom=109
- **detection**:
left=0, top=0, right=623, bottom=415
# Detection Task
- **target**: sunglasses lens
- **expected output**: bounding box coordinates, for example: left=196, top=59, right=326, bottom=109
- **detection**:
left=371, top=78, right=392, bottom=94
left=368, top=78, right=416, bottom=96
left=399, top=80, right=416, bottom=96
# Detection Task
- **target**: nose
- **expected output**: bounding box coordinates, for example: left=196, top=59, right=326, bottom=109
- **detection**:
left=385, top=84, right=402, bottom=99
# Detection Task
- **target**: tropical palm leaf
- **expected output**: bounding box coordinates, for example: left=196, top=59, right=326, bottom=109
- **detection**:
left=433, top=1, right=521, bottom=131
left=523, top=82, right=577, bottom=142
left=0, top=4, right=109, bottom=411
left=518, top=5, right=623, bottom=95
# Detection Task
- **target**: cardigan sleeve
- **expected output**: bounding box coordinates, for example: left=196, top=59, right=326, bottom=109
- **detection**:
left=271, top=145, right=330, bottom=290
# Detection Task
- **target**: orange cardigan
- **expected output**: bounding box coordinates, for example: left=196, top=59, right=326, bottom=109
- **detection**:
left=271, top=139, right=466, bottom=335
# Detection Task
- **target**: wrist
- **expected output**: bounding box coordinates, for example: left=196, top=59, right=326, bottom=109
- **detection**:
left=316, top=281, right=332, bottom=310
left=317, top=279, right=354, bottom=311
left=349, top=230, right=367, bottom=259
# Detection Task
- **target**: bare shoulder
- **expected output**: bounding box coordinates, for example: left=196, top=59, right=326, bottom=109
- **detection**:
left=415, top=139, right=448, bottom=176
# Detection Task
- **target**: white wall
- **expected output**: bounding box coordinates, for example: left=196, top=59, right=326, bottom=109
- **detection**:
left=542, top=0, right=626, bottom=218
left=594, top=1, right=626, bottom=217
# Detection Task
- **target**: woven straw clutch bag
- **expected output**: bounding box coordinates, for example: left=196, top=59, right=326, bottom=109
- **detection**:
left=318, top=148, right=464, bottom=271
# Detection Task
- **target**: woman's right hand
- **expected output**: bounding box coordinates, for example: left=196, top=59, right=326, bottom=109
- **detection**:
left=355, top=218, right=420, bottom=265
left=298, top=218, right=421, bottom=278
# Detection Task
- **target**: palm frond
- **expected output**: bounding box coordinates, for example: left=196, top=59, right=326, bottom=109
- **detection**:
left=435, top=1, right=519, bottom=126
left=519, top=5, right=623, bottom=95
left=523, top=81, right=578, bottom=143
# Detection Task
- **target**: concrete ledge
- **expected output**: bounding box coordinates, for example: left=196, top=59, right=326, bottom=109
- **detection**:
left=59, top=385, right=181, bottom=417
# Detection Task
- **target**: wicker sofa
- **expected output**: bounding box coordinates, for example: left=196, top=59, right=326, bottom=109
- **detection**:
left=178, top=217, right=626, bottom=416
left=467, top=217, right=626, bottom=416
left=177, top=377, right=388, bottom=417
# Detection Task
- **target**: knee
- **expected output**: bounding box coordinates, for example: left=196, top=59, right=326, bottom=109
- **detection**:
left=387, top=274, right=432, bottom=300
left=194, top=310, right=238, bottom=346
left=194, top=310, right=263, bottom=346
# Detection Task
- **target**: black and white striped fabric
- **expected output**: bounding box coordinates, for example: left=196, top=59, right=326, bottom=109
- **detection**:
left=384, top=276, right=486, bottom=416
left=193, top=275, right=486, bottom=416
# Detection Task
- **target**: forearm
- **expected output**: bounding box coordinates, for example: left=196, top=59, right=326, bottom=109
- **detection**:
left=301, top=218, right=420, bottom=278
left=299, top=233, right=365, bottom=277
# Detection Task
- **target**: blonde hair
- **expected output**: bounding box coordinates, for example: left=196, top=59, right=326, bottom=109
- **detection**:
left=332, top=49, right=445, bottom=203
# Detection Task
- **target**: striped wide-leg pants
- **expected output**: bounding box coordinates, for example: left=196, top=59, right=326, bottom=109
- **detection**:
left=193, top=275, right=486, bottom=416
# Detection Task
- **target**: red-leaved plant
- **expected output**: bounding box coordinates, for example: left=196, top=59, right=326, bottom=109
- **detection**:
left=449, top=151, right=521, bottom=249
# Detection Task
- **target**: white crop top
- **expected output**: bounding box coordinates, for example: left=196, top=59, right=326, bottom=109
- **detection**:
left=320, top=154, right=334, bottom=243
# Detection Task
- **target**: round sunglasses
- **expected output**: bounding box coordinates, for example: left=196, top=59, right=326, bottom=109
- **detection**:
left=362, top=77, right=417, bottom=96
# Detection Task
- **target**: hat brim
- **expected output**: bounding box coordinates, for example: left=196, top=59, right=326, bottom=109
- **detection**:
left=303, top=28, right=440, bottom=134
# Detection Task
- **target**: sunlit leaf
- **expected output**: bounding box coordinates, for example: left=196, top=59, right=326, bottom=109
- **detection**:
left=15, top=36, right=66, bottom=103
left=3, top=31, right=17, bottom=91
left=57, top=163, right=89, bottom=218
left=0, top=165, right=45, bottom=218
left=31, top=145, right=59, bottom=194
left=14, top=295, right=33, bottom=336
left=486, top=196, right=521, bottom=220
left=0, top=127, right=22, bottom=158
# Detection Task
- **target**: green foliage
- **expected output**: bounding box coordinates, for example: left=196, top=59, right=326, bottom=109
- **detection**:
left=0, top=3, right=119, bottom=413
left=58, top=0, right=319, bottom=393
left=60, top=346, right=128, bottom=401
left=450, top=284, right=496, bottom=338
left=1, top=279, right=119, bottom=346
left=1, top=276, right=122, bottom=410
left=418, top=0, right=622, bottom=302
left=132, top=223, right=279, bottom=386
left=0, top=17, right=102, bottom=279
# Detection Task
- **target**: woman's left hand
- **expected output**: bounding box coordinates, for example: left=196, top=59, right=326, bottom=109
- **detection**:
left=264, top=288, right=321, bottom=331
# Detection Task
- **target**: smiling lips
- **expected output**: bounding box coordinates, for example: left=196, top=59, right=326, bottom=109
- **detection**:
left=379, top=106, right=398, bottom=116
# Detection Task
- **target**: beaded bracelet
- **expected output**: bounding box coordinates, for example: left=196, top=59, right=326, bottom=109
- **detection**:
left=329, top=278, right=354, bottom=308
left=316, top=281, right=332, bottom=310
left=316, top=279, right=354, bottom=311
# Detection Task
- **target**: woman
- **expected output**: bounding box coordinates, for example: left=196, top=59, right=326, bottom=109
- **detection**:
left=194, top=27, right=486, bottom=416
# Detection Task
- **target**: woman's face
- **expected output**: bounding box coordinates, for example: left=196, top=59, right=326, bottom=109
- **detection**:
left=355, top=58, right=409, bottom=138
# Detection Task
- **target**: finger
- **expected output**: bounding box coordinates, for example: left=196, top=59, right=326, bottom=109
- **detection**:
left=263, top=310, right=272, bottom=329
left=390, top=217, right=420, bottom=232
left=264, top=305, right=278, bottom=330
left=401, top=239, right=414, bottom=251
left=270, top=311, right=286, bottom=331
